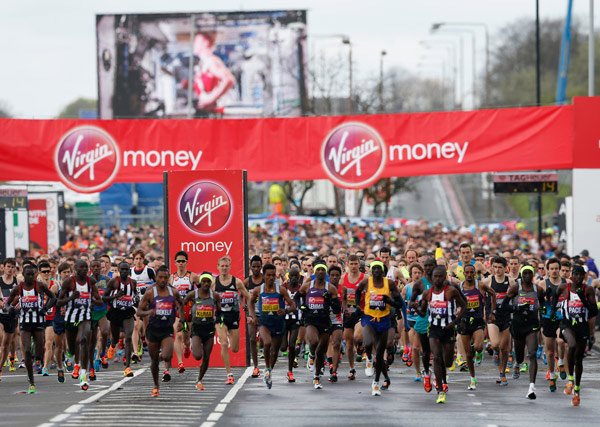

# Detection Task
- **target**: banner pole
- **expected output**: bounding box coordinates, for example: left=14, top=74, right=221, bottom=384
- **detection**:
left=243, top=170, right=250, bottom=367
left=163, top=172, right=170, bottom=270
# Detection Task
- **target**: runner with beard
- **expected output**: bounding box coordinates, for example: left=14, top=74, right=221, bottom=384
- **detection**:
left=244, top=255, right=264, bottom=378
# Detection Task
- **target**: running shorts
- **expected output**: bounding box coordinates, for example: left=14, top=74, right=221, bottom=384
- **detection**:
left=510, top=320, right=540, bottom=341
left=191, top=323, right=215, bottom=343
left=0, top=313, right=17, bottom=334
left=259, top=318, right=286, bottom=338
left=20, top=322, right=45, bottom=333
left=343, top=311, right=361, bottom=329
left=560, top=320, right=590, bottom=341
left=457, top=317, right=485, bottom=335
left=285, top=318, right=301, bottom=331
left=542, top=317, right=561, bottom=338
left=361, top=315, right=392, bottom=334
left=427, top=324, right=456, bottom=344
left=107, top=307, right=136, bottom=328
left=219, top=312, right=240, bottom=330
left=304, top=317, right=331, bottom=335
left=146, top=324, right=174, bottom=343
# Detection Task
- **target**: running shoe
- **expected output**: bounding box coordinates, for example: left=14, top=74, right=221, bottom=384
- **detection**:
left=500, top=375, right=508, bottom=386
left=474, top=352, right=483, bottom=367
left=50, top=360, right=57, bottom=370
left=118, top=339, right=124, bottom=349
left=348, top=369, right=356, bottom=381
left=456, top=354, right=465, bottom=366
left=526, top=384, right=536, bottom=400
left=72, top=365, right=80, bottom=379
left=162, top=370, right=171, bottom=382
left=365, top=359, right=374, bottom=377
left=372, top=381, right=381, bottom=396
left=293, top=358, right=298, bottom=369
left=493, top=352, right=499, bottom=366
left=558, top=364, right=566, bottom=380
left=107, top=346, right=115, bottom=360
left=102, top=355, right=109, bottom=369
left=468, top=379, right=477, bottom=390
left=226, top=374, right=235, bottom=385
left=443, top=384, right=449, bottom=393
left=381, top=378, right=390, bottom=391
left=89, top=368, right=96, bottom=381
left=18, top=359, right=25, bottom=369
left=131, top=353, right=140, bottom=363
left=507, top=353, right=514, bottom=368
left=57, top=369, right=65, bottom=383
left=355, top=354, right=363, bottom=363
left=313, top=377, right=322, bottom=389
left=124, top=367, right=133, bottom=377
left=80, top=375, right=89, bottom=391
left=414, top=374, right=422, bottom=382
left=405, top=355, right=412, bottom=367
left=448, top=361, right=456, bottom=371
left=536, top=345, right=543, bottom=359
left=42, top=367, right=49, bottom=376
left=178, top=363, right=185, bottom=373
left=252, top=367, right=260, bottom=378
left=328, top=372, right=338, bottom=383
left=307, top=356, right=315, bottom=372
left=9, top=358, right=15, bottom=372
left=152, top=387, right=160, bottom=397
left=388, top=352, right=395, bottom=366
left=486, top=342, right=493, bottom=356
left=549, top=378, right=557, bottom=392
left=436, top=392, right=446, bottom=404
left=423, top=372, right=432, bottom=393
left=545, top=369, right=551, bottom=380
left=564, top=381, right=574, bottom=395
left=401, top=348, right=410, bottom=363
left=513, top=365, right=520, bottom=379
left=196, top=380, right=204, bottom=390
left=184, top=347, right=191, bottom=359
left=282, top=350, right=288, bottom=357
left=34, top=362, right=42, bottom=374
left=264, top=371, right=272, bottom=389
left=496, top=373, right=502, bottom=384
left=520, top=362, right=528, bottom=373
left=27, top=384, right=36, bottom=394
left=572, top=391, right=580, bottom=406
left=543, top=353, right=547, bottom=365
left=287, top=371, right=295, bottom=383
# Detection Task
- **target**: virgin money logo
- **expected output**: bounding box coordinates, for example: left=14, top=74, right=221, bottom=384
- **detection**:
left=55, top=126, right=120, bottom=193
left=179, top=181, right=232, bottom=234
left=321, top=122, right=386, bottom=189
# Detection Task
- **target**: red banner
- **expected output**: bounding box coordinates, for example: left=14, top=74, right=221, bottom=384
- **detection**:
left=29, top=199, right=48, bottom=255
left=0, top=101, right=583, bottom=191
left=165, top=170, right=247, bottom=367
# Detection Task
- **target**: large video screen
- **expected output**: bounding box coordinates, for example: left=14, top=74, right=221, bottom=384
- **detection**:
left=97, top=11, right=307, bottom=119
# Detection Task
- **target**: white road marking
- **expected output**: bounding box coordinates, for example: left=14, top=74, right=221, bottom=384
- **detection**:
left=207, top=413, right=223, bottom=421
left=201, top=366, right=252, bottom=425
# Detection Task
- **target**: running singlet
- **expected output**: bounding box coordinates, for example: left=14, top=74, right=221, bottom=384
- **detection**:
left=305, top=281, right=329, bottom=321
left=111, top=278, right=135, bottom=310
left=405, top=283, right=419, bottom=323
left=258, top=283, right=285, bottom=322
left=93, top=274, right=108, bottom=311
left=19, top=283, right=44, bottom=324
left=541, top=278, right=566, bottom=319
left=247, top=275, right=264, bottom=314
left=192, top=289, right=216, bottom=326
left=429, top=285, right=455, bottom=327
left=0, top=275, right=17, bottom=315
left=561, top=284, right=589, bottom=324
left=460, top=281, right=484, bottom=319
left=343, top=272, right=364, bottom=313
left=363, top=277, right=391, bottom=319
left=214, top=276, right=240, bottom=313
left=45, top=278, right=56, bottom=321
left=386, top=266, right=397, bottom=284
left=284, top=285, right=301, bottom=321
left=148, top=286, right=176, bottom=329
left=512, top=282, right=539, bottom=323
left=329, top=283, right=343, bottom=325
left=414, top=277, right=433, bottom=333
left=64, top=276, right=92, bottom=323
left=172, top=272, right=193, bottom=300
left=130, top=266, right=155, bottom=295
left=489, top=276, right=510, bottom=323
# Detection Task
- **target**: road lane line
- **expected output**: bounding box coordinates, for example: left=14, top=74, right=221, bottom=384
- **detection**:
left=200, top=366, right=252, bottom=426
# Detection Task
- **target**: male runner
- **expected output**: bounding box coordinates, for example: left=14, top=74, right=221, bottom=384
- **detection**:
left=39, top=261, right=56, bottom=376
left=415, top=265, right=467, bottom=404
left=213, top=256, right=250, bottom=385
left=458, top=264, right=496, bottom=390
left=185, top=272, right=221, bottom=390
left=137, top=266, right=184, bottom=397
left=89, top=259, right=109, bottom=379
left=130, top=249, right=155, bottom=362
left=244, top=255, right=264, bottom=378
left=57, top=260, right=102, bottom=391
left=449, top=243, right=487, bottom=282
left=52, top=262, right=71, bottom=383
left=480, top=256, right=515, bottom=385
left=537, top=257, right=567, bottom=391
left=554, top=265, right=598, bottom=405
left=297, top=262, right=340, bottom=389
left=409, top=258, right=436, bottom=393
left=508, top=256, right=521, bottom=281
left=502, top=265, right=545, bottom=399
left=341, top=254, right=365, bottom=380
left=0, top=258, right=19, bottom=376
left=104, top=262, right=138, bottom=377
left=356, top=260, right=408, bottom=396
left=282, top=267, right=302, bottom=382
left=6, top=264, right=56, bottom=392
left=327, top=266, right=344, bottom=382
left=249, top=263, right=295, bottom=389
left=403, top=262, right=424, bottom=381
left=169, top=251, right=199, bottom=373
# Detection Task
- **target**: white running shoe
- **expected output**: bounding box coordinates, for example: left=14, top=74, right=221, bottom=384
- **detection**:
left=365, top=359, right=374, bottom=377
left=372, top=381, right=381, bottom=396
left=527, top=384, right=536, bottom=400
left=307, top=357, right=315, bottom=373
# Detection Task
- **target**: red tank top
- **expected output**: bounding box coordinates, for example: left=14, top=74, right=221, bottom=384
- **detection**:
left=343, top=272, right=365, bottom=310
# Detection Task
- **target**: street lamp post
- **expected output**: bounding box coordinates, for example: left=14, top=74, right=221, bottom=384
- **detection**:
left=342, top=37, right=352, bottom=113
left=379, top=50, right=387, bottom=112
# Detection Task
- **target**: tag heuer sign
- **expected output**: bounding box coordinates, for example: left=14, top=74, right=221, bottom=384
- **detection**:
left=493, top=172, right=558, bottom=194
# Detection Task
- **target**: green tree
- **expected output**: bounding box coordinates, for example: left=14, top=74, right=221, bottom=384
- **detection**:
left=58, top=98, right=97, bottom=118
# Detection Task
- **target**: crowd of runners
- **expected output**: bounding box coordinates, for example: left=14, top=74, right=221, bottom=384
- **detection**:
left=1, top=224, right=599, bottom=406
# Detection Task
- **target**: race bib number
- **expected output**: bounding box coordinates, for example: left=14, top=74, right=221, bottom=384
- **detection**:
left=116, top=295, right=133, bottom=308
left=156, top=302, right=173, bottom=317
left=517, top=295, right=535, bottom=310
left=347, top=289, right=356, bottom=306
left=75, top=292, right=90, bottom=307
left=568, top=299, right=585, bottom=316
left=495, top=292, right=507, bottom=304
left=369, top=294, right=386, bottom=310
left=308, top=296, right=324, bottom=310
left=195, top=304, right=213, bottom=318
left=262, top=297, right=279, bottom=313
left=430, top=300, right=448, bottom=318
left=21, top=296, right=39, bottom=310
left=220, top=291, right=236, bottom=305
left=176, top=284, right=189, bottom=298
left=466, top=294, right=480, bottom=310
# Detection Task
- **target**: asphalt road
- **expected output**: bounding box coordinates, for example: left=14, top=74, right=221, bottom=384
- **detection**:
left=2, top=343, right=600, bottom=427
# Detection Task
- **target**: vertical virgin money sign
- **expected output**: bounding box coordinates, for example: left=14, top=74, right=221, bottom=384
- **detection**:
left=164, top=170, right=248, bottom=367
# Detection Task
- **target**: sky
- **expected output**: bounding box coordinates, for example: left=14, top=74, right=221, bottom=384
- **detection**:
left=0, top=0, right=594, bottom=118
